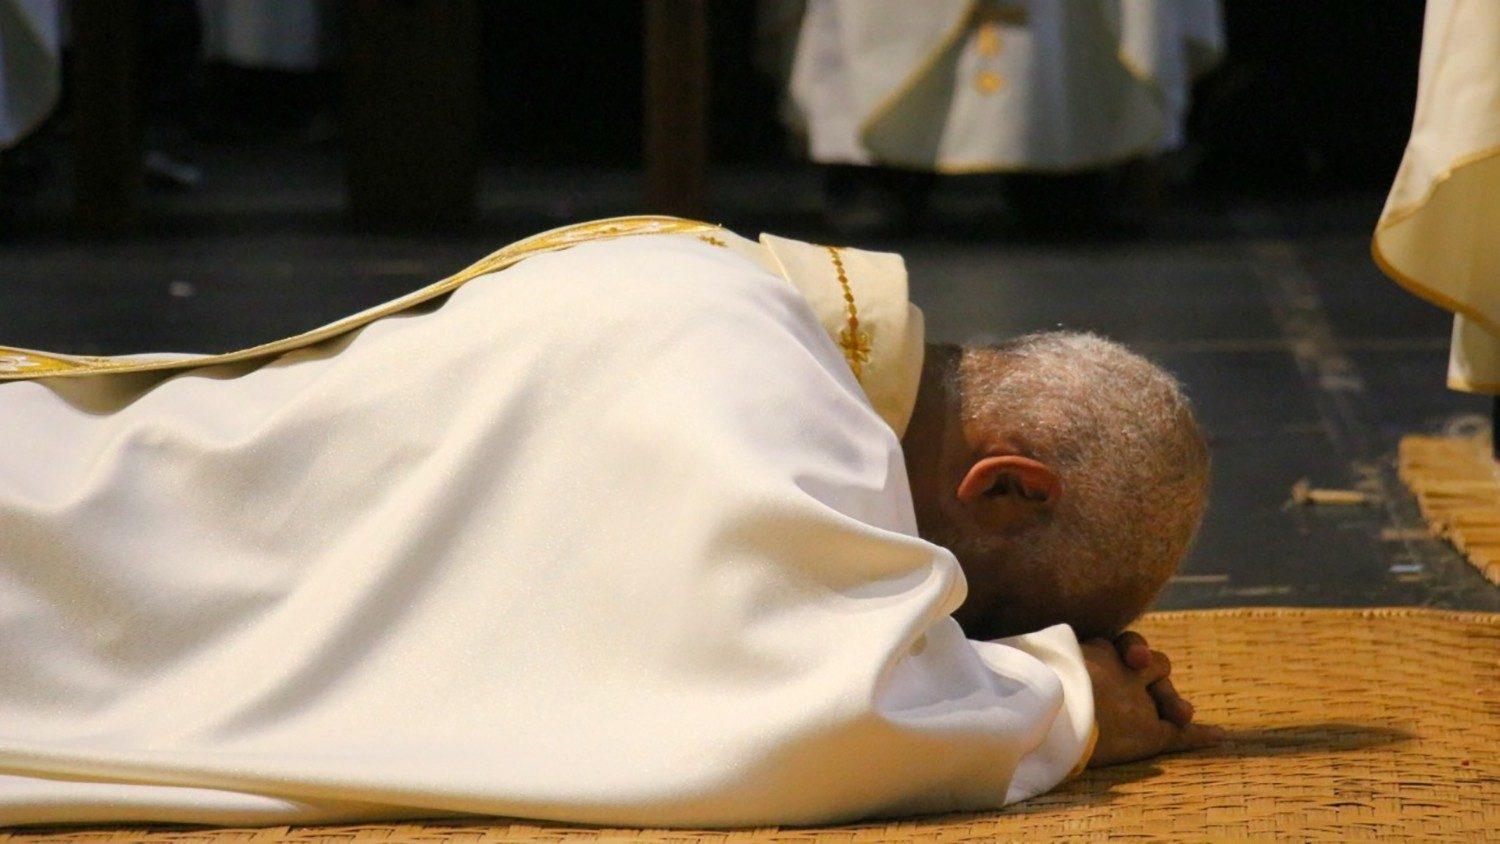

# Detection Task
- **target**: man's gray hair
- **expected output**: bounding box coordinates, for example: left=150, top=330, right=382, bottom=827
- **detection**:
left=953, top=331, right=1210, bottom=637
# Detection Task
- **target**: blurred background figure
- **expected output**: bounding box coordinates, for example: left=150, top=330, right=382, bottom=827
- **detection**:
left=147, top=0, right=327, bottom=188
left=0, top=0, right=329, bottom=200
left=1375, top=0, right=1500, bottom=402
left=785, top=0, right=1221, bottom=233
left=196, top=0, right=330, bottom=145
left=199, top=0, right=320, bottom=72
left=0, top=0, right=61, bottom=190
left=0, top=0, right=59, bottom=149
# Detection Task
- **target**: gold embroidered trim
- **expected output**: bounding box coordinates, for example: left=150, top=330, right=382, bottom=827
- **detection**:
left=1069, top=723, right=1100, bottom=779
left=0, top=350, right=91, bottom=376
left=0, top=215, right=723, bottom=381
left=973, top=5, right=1009, bottom=95
left=826, top=246, right=871, bottom=381
left=971, top=2, right=1023, bottom=95
left=976, top=22, right=1002, bottom=55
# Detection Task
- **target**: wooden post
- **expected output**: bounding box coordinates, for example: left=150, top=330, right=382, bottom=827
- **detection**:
left=69, top=0, right=141, bottom=234
left=643, top=0, right=709, bottom=218
left=342, top=1, right=480, bottom=230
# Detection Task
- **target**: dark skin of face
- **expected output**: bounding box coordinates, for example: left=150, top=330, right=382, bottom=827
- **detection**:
left=898, top=345, right=1224, bottom=765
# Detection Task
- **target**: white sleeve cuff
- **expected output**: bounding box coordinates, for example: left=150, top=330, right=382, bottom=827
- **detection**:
left=978, top=624, right=1096, bottom=803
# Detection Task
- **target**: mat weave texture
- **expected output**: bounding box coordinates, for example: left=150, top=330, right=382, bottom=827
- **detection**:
left=1399, top=434, right=1500, bottom=584
left=6, top=608, right=1497, bottom=842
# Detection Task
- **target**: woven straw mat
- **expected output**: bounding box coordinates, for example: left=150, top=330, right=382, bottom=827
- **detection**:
left=1398, top=434, right=1500, bottom=585
left=5, top=608, right=1497, bottom=842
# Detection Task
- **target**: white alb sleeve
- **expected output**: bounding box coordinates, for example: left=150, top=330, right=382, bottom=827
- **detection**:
left=977, top=624, right=1097, bottom=802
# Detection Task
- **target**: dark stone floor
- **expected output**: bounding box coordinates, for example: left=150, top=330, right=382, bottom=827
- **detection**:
left=2, top=146, right=1497, bottom=612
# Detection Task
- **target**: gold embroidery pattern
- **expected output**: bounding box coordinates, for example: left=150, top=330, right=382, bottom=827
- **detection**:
left=977, top=22, right=1002, bottom=56
left=826, top=246, right=871, bottom=381
left=697, top=235, right=726, bottom=247
left=0, top=349, right=108, bottom=377
left=0, top=215, right=724, bottom=382
left=0, top=353, right=42, bottom=374
left=973, top=1, right=1024, bottom=95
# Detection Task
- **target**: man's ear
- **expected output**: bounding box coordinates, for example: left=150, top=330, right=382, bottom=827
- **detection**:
left=955, top=455, right=1062, bottom=531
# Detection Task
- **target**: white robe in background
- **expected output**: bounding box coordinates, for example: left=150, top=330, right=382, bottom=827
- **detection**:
left=0, top=217, right=1094, bottom=828
left=1374, top=0, right=1500, bottom=394
left=789, top=0, right=1223, bottom=172
left=198, top=0, right=321, bottom=71
left=0, top=0, right=60, bottom=149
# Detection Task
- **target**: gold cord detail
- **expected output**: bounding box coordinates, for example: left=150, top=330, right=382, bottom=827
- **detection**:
left=826, top=246, right=871, bottom=381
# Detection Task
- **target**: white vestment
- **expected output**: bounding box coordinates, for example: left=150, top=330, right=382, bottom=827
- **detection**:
left=0, top=217, right=1094, bottom=828
left=0, top=0, right=60, bottom=149
left=789, top=0, right=1222, bottom=172
left=1374, top=0, right=1500, bottom=393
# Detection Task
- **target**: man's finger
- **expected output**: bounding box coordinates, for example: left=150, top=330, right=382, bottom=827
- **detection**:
left=1168, top=722, right=1227, bottom=753
left=1114, top=631, right=1152, bottom=670
left=1148, top=676, right=1194, bottom=726
left=1134, top=649, right=1172, bottom=686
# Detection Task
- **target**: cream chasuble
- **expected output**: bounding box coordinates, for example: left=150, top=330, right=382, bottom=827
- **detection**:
left=0, top=217, right=1094, bottom=827
left=1374, top=0, right=1500, bottom=393
left=789, top=0, right=1223, bottom=172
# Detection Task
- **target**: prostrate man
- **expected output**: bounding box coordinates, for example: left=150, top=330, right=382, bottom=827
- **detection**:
left=0, top=216, right=1219, bottom=828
